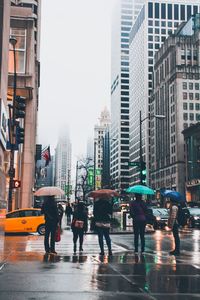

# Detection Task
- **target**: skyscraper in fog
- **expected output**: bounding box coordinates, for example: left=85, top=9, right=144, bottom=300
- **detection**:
left=55, top=131, right=72, bottom=197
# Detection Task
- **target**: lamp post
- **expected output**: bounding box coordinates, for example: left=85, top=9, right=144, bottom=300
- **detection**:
left=8, top=36, right=17, bottom=212
left=139, top=110, right=165, bottom=185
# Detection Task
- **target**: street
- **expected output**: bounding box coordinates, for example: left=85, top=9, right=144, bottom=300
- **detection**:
left=0, top=224, right=200, bottom=300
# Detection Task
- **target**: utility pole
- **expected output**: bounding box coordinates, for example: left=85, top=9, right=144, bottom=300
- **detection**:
left=67, top=169, right=70, bottom=203
left=75, top=161, right=78, bottom=200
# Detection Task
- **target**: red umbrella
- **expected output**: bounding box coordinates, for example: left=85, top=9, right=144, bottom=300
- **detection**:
left=88, top=189, right=119, bottom=199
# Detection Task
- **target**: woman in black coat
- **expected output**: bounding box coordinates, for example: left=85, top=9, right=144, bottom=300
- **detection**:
left=41, top=196, right=59, bottom=255
left=71, top=202, right=88, bottom=253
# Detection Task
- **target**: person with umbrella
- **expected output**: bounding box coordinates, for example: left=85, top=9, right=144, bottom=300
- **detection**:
left=167, top=197, right=181, bottom=256
left=41, top=196, right=59, bottom=255
left=93, top=197, right=113, bottom=256
left=130, top=193, right=148, bottom=254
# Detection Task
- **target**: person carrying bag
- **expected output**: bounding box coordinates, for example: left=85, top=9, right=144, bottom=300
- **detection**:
left=71, top=202, right=88, bottom=253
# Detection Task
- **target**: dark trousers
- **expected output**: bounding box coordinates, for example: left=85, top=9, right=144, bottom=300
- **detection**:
left=96, top=227, right=112, bottom=253
left=172, top=223, right=180, bottom=251
left=44, top=221, right=57, bottom=252
left=73, top=229, right=84, bottom=248
left=133, top=221, right=146, bottom=252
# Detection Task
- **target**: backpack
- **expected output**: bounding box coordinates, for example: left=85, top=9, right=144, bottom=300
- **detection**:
left=177, top=206, right=190, bottom=226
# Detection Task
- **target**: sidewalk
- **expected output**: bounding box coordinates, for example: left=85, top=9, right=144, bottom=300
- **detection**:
left=1, top=226, right=200, bottom=299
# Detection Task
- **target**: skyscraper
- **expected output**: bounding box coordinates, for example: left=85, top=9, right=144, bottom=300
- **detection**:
left=111, top=0, right=144, bottom=193
left=55, top=131, right=72, bottom=199
left=129, top=0, right=200, bottom=186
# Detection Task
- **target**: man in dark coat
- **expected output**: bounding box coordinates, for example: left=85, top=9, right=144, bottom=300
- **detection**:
left=41, top=196, right=59, bottom=255
left=130, top=194, right=148, bottom=254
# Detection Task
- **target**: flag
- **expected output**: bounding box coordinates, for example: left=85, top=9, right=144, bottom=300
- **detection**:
left=42, top=146, right=51, bottom=166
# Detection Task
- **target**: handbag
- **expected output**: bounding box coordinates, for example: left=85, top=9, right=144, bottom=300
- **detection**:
left=55, top=225, right=61, bottom=242
left=95, top=222, right=111, bottom=228
left=73, top=220, right=84, bottom=229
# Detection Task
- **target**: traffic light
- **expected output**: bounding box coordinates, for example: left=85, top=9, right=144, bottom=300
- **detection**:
left=15, top=122, right=25, bottom=145
left=35, top=144, right=42, bottom=161
left=14, top=96, right=26, bottom=119
left=141, top=161, right=147, bottom=185
left=12, top=179, right=21, bottom=188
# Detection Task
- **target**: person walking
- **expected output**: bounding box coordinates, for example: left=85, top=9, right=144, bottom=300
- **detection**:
left=41, top=196, right=59, bottom=255
left=168, top=199, right=180, bottom=256
left=65, top=203, right=73, bottom=224
left=71, top=202, right=88, bottom=253
left=130, top=194, right=148, bottom=254
left=57, top=203, right=64, bottom=228
left=93, top=198, right=113, bottom=256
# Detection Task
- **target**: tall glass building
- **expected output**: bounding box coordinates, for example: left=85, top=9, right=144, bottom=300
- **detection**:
left=129, top=0, right=200, bottom=186
left=111, top=0, right=144, bottom=193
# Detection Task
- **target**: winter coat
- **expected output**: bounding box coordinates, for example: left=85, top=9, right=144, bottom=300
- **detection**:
left=130, top=200, right=147, bottom=222
left=93, top=199, right=113, bottom=223
left=41, top=197, right=59, bottom=224
left=168, top=204, right=178, bottom=228
left=71, top=210, right=88, bottom=232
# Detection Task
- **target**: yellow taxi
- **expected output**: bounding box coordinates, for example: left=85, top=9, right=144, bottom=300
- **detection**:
left=5, top=208, right=45, bottom=235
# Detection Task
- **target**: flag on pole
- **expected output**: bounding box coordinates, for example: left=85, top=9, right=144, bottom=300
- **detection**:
left=41, top=146, right=51, bottom=166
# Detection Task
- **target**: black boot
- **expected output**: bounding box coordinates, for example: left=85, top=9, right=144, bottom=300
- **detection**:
left=73, top=244, right=76, bottom=253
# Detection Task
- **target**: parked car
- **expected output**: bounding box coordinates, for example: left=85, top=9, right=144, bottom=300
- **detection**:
left=5, top=208, right=45, bottom=235
left=147, top=207, right=169, bottom=229
left=188, top=207, right=200, bottom=228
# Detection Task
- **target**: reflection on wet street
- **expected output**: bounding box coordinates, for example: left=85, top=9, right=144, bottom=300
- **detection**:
left=0, top=229, right=200, bottom=299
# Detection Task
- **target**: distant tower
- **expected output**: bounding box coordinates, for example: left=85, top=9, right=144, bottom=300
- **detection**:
left=94, top=107, right=111, bottom=189
left=55, top=131, right=72, bottom=199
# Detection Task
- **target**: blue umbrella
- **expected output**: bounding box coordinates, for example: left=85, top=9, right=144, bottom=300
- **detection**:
left=162, top=190, right=185, bottom=202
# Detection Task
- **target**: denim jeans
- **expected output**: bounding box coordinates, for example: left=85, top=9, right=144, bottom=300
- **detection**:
left=133, top=221, right=146, bottom=252
left=96, top=227, right=112, bottom=253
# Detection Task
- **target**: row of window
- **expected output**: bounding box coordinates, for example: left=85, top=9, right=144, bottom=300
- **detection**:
left=148, top=20, right=179, bottom=28
left=183, top=103, right=200, bottom=110
left=183, top=92, right=200, bottom=100
left=148, top=3, right=198, bottom=21
left=183, top=82, right=199, bottom=90
left=183, top=113, right=200, bottom=121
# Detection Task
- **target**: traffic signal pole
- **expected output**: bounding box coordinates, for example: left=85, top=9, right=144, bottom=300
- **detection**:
left=8, top=38, right=17, bottom=212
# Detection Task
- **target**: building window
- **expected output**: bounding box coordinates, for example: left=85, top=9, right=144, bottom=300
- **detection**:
left=196, top=114, right=200, bottom=121
left=148, top=43, right=153, bottom=49
left=148, top=2, right=153, bottom=18
left=9, top=28, right=26, bottom=74
left=195, top=103, right=200, bottom=110
left=187, top=5, right=191, bottom=19
left=183, top=103, right=188, bottom=110
left=181, top=5, right=185, bottom=20
left=183, top=82, right=187, bottom=90
left=148, top=20, right=153, bottom=26
left=195, top=93, right=200, bottom=100
left=174, top=4, right=179, bottom=20
left=161, top=29, right=166, bottom=34
left=189, top=103, right=194, bottom=110
left=195, top=83, right=199, bottom=90
left=189, top=113, right=194, bottom=121
left=189, top=93, right=194, bottom=100
left=193, top=6, right=198, bottom=15
left=183, top=92, right=187, bottom=99
left=155, top=21, right=159, bottom=26
left=148, top=35, right=153, bottom=41
left=168, top=4, right=172, bottom=20
left=155, top=28, right=160, bottom=34
left=183, top=113, right=188, bottom=121
left=168, top=21, right=172, bottom=27
left=148, top=28, right=153, bottom=34
left=161, top=3, right=166, bottom=19
left=189, top=82, right=193, bottom=90
left=155, top=3, right=159, bottom=19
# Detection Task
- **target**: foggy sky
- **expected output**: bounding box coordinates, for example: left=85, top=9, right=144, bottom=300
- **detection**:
left=38, top=0, right=115, bottom=171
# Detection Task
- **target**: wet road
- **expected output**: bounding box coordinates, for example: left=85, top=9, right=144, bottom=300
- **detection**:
left=0, top=226, right=200, bottom=299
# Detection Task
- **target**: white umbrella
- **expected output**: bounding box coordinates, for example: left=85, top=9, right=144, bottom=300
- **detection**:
left=34, top=186, right=64, bottom=196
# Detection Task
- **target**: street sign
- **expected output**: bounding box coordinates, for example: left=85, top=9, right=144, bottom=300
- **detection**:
left=128, top=161, right=141, bottom=167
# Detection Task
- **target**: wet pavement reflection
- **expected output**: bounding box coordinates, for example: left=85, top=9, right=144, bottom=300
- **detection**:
left=0, top=229, right=200, bottom=299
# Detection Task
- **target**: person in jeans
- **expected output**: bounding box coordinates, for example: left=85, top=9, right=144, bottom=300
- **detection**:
left=168, top=199, right=180, bottom=256
left=71, top=202, right=88, bottom=253
left=41, top=196, right=59, bottom=255
left=93, top=198, right=113, bottom=256
left=130, top=194, right=147, bottom=254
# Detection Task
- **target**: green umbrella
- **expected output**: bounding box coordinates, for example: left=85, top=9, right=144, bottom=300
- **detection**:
left=126, top=185, right=155, bottom=195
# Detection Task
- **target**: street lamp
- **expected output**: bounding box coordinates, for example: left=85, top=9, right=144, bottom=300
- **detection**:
left=139, top=110, right=165, bottom=185
left=8, top=36, right=17, bottom=212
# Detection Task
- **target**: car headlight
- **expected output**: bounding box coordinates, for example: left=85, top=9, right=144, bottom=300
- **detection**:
left=156, top=216, right=161, bottom=221
left=194, top=216, right=199, bottom=220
